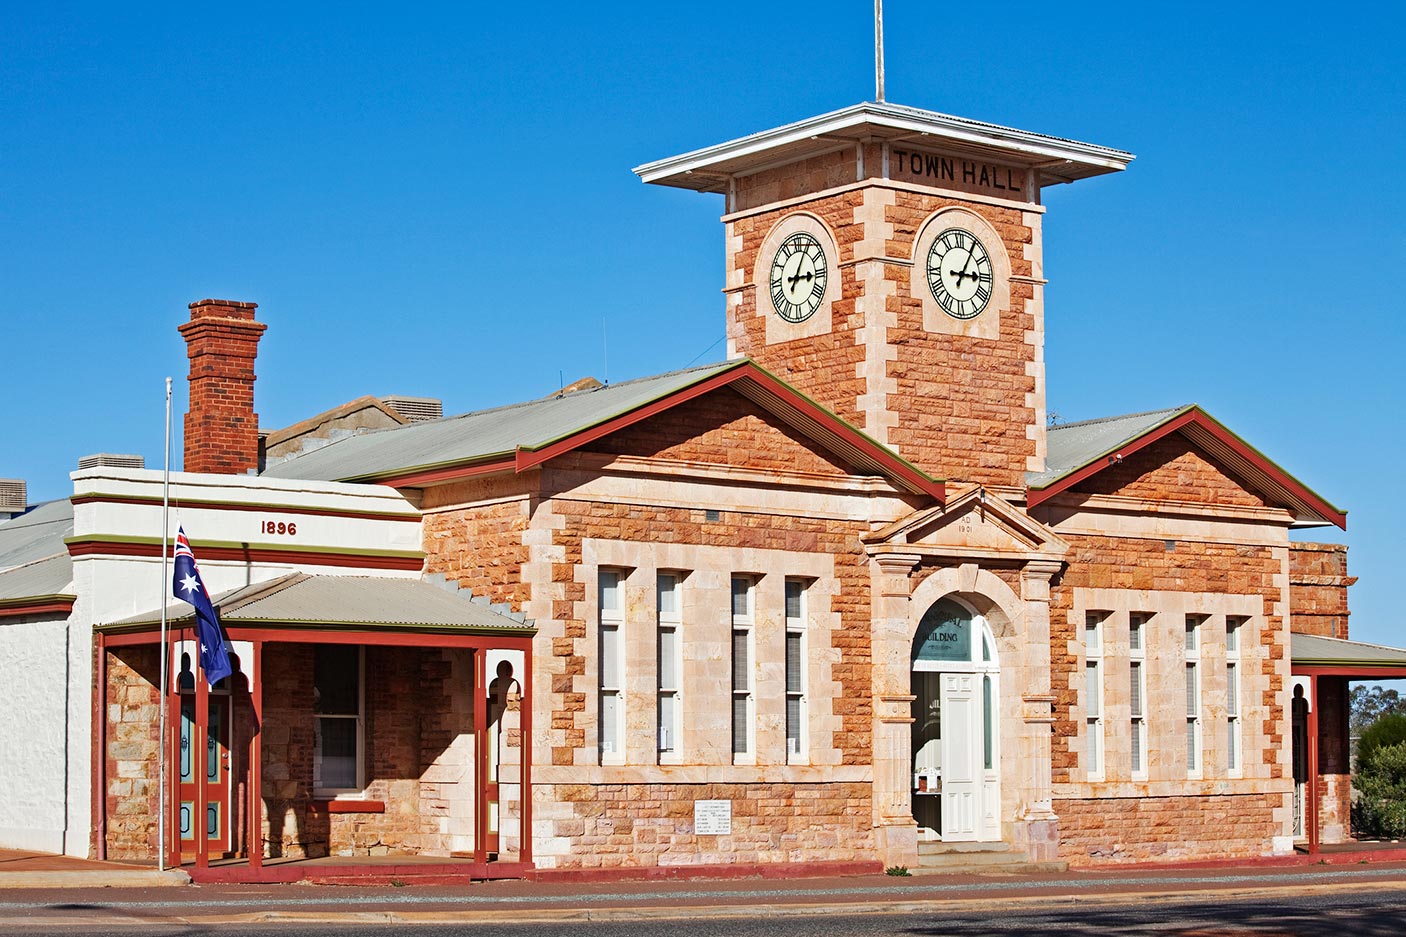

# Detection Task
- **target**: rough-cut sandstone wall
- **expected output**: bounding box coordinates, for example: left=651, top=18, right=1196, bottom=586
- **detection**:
left=1073, top=436, right=1272, bottom=507
left=733, top=150, right=856, bottom=213
left=884, top=191, right=1035, bottom=487
left=729, top=191, right=869, bottom=431
left=423, top=477, right=532, bottom=610
left=1288, top=542, right=1354, bottom=639
left=104, top=648, right=161, bottom=859
left=583, top=388, right=855, bottom=476
left=1056, top=794, right=1277, bottom=862
left=549, top=781, right=873, bottom=869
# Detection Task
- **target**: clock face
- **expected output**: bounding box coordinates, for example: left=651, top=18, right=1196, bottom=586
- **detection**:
left=769, top=232, right=828, bottom=323
left=926, top=228, right=993, bottom=320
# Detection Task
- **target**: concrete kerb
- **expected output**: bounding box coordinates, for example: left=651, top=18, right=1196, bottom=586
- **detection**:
left=0, top=869, right=191, bottom=890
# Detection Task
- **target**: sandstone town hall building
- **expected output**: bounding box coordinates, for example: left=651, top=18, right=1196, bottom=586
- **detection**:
left=0, top=95, right=1390, bottom=881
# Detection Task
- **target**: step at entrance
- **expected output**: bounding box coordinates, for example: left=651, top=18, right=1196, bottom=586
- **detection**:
left=913, top=841, right=1066, bottom=875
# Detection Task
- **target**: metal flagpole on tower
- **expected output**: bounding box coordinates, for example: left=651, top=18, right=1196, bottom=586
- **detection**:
left=158, top=376, right=171, bottom=871
left=874, top=0, right=885, bottom=102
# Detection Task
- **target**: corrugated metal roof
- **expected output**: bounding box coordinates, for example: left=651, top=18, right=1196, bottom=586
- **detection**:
left=0, top=554, right=74, bottom=604
left=0, top=499, right=74, bottom=571
left=104, top=573, right=534, bottom=634
left=1292, top=633, right=1406, bottom=669
left=262, top=361, right=742, bottom=482
left=1031, top=407, right=1191, bottom=488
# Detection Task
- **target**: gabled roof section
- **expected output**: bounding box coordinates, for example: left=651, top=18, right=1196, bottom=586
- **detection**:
left=101, top=573, right=534, bottom=635
left=263, top=359, right=945, bottom=499
left=1030, top=405, right=1346, bottom=529
left=262, top=394, right=408, bottom=449
left=633, top=101, right=1133, bottom=193
left=0, top=499, right=74, bottom=571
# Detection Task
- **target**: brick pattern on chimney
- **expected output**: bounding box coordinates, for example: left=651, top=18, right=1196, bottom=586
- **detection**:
left=180, top=299, right=266, bottom=474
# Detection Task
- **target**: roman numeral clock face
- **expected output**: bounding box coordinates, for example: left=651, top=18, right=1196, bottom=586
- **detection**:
left=769, top=232, right=828, bottom=323
left=927, top=228, right=993, bottom=320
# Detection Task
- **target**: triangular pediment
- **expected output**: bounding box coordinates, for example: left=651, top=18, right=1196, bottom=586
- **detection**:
left=1030, top=405, right=1345, bottom=528
left=863, top=485, right=1067, bottom=562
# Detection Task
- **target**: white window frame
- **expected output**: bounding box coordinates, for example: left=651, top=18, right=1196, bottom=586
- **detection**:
left=1186, top=615, right=1203, bottom=778
left=731, top=575, right=756, bottom=763
left=1129, top=612, right=1148, bottom=780
left=598, top=568, right=626, bottom=764
left=784, top=578, right=808, bottom=763
left=1226, top=616, right=1243, bottom=777
left=1084, top=611, right=1106, bottom=781
left=313, top=644, right=365, bottom=797
left=657, top=572, right=682, bottom=761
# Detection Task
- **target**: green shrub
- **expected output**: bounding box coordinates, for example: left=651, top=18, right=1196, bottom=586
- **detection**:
left=1354, top=740, right=1406, bottom=839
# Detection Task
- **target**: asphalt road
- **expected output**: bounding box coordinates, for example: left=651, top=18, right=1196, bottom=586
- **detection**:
left=3, top=886, right=1406, bottom=936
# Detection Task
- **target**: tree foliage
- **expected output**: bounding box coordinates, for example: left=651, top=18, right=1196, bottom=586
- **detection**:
left=1353, top=741, right=1406, bottom=839
left=1357, top=713, right=1406, bottom=775
left=1350, top=684, right=1406, bottom=736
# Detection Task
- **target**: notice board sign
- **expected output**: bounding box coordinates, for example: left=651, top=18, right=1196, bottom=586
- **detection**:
left=694, top=799, right=732, bottom=835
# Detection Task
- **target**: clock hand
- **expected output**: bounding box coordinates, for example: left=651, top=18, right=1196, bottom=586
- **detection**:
left=947, top=243, right=980, bottom=287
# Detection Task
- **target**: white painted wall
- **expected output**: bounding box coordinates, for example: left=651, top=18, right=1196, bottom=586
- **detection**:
left=0, top=616, right=74, bottom=853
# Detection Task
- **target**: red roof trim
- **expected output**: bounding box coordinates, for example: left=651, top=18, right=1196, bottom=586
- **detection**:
left=1027, top=411, right=1196, bottom=510
left=0, top=600, right=74, bottom=620
left=513, top=367, right=747, bottom=472
left=70, top=494, right=418, bottom=523
left=66, top=539, right=423, bottom=571
left=514, top=363, right=944, bottom=500
left=1028, top=409, right=1346, bottom=529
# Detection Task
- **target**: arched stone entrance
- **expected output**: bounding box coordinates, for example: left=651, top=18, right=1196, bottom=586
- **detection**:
left=910, top=597, right=1001, bottom=842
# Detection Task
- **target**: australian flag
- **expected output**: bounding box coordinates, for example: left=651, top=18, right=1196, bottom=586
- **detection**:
left=172, top=526, right=233, bottom=687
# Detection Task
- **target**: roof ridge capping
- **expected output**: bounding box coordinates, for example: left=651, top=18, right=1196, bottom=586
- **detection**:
left=1046, top=404, right=1194, bottom=433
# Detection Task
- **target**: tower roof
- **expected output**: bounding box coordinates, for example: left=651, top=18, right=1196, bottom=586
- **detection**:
left=634, top=101, right=1133, bottom=194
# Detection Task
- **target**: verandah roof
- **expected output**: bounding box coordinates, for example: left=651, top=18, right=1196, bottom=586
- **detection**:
left=98, top=572, right=534, bottom=636
left=1291, top=633, right=1406, bottom=677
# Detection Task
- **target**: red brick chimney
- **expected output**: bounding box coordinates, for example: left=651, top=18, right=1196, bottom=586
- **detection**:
left=179, top=299, right=267, bottom=474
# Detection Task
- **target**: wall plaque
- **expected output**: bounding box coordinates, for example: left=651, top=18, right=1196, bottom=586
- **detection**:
left=694, top=799, right=732, bottom=835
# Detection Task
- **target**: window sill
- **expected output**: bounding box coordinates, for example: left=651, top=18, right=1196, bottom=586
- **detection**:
left=311, top=799, right=385, bottom=814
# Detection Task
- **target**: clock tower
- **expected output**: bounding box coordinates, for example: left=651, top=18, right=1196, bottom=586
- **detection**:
left=635, top=103, right=1131, bottom=490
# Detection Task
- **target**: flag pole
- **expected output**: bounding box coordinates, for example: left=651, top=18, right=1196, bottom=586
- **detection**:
left=158, top=376, right=171, bottom=872
left=874, top=0, right=885, bottom=103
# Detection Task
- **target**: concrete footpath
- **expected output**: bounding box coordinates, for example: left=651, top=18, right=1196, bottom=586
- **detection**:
left=2, top=847, right=1406, bottom=926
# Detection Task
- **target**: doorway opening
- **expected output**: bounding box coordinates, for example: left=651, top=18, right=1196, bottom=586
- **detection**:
left=911, top=597, right=1001, bottom=842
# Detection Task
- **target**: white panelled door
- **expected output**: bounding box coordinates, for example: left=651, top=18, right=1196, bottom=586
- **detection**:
left=940, top=673, right=980, bottom=841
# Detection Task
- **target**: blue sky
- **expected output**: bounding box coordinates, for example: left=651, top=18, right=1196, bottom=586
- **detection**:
left=3, top=2, right=1403, bottom=644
